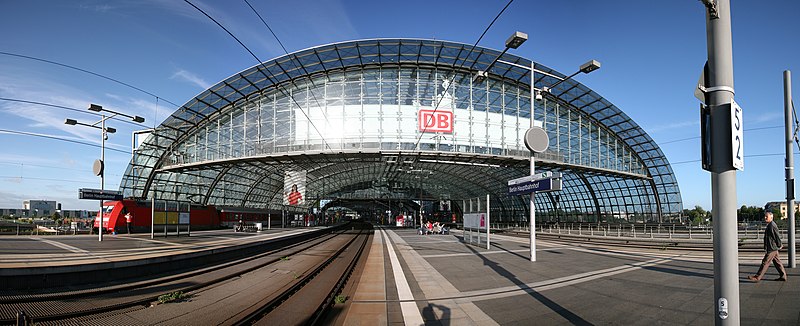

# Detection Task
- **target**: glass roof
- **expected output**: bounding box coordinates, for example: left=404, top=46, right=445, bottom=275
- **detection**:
left=120, top=38, right=682, bottom=221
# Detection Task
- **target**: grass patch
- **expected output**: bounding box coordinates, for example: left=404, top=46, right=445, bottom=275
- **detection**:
left=280, top=256, right=290, bottom=261
left=158, top=291, right=187, bottom=304
left=334, top=295, right=347, bottom=304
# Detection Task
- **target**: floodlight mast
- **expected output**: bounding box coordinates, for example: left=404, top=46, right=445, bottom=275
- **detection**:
left=475, top=31, right=599, bottom=263
left=65, top=104, right=144, bottom=242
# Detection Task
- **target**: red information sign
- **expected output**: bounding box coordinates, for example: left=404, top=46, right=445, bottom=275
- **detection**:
left=418, top=109, right=453, bottom=133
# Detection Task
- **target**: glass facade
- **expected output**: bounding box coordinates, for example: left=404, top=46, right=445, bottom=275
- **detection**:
left=120, top=39, right=682, bottom=222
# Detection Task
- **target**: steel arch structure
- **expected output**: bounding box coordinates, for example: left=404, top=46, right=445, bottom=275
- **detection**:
left=120, top=39, right=682, bottom=223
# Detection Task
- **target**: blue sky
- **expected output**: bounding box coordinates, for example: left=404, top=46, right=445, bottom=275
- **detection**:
left=1, top=0, right=799, bottom=211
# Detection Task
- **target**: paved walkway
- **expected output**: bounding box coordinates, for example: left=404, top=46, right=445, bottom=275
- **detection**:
left=0, top=228, right=320, bottom=270
left=343, top=227, right=799, bottom=325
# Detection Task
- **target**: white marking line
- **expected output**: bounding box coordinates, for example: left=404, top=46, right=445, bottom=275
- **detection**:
left=33, top=238, right=91, bottom=254
left=420, top=247, right=573, bottom=258
left=412, top=255, right=680, bottom=303
left=380, top=227, right=424, bottom=326
left=133, top=238, right=182, bottom=246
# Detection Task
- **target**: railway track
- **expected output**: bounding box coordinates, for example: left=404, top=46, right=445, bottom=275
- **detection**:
left=0, top=222, right=372, bottom=325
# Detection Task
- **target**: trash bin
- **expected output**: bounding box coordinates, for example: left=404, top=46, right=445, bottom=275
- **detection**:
left=255, top=223, right=262, bottom=231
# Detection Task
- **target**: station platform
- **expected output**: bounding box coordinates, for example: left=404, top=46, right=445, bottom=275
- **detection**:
left=340, top=227, right=799, bottom=325
left=0, top=227, right=324, bottom=289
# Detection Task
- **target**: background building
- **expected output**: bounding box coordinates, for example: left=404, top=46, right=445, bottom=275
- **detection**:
left=22, top=200, right=58, bottom=216
left=764, top=201, right=800, bottom=219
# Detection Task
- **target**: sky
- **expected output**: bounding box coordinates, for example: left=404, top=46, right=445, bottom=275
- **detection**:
left=1, top=0, right=799, bottom=212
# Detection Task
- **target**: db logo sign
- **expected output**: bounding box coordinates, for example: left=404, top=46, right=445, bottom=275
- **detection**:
left=418, top=109, right=453, bottom=133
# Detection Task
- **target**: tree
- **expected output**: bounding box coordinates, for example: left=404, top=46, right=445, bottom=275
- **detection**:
left=52, top=211, right=62, bottom=225
left=684, top=205, right=708, bottom=226
left=771, top=207, right=783, bottom=220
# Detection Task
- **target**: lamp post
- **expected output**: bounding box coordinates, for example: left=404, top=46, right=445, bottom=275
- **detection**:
left=66, top=104, right=144, bottom=242
left=476, top=31, right=600, bottom=262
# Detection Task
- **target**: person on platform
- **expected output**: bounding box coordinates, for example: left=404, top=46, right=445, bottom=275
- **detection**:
left=287, top=184, right=302, bottom=206
left=125, top=212, right=133, bottom=234
left=748, top=211, right=787, bottom=282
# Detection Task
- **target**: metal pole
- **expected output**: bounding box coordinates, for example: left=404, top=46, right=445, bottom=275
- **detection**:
left=99, top=114, right=105, bottom=242
left=704, top=0, right=739, bottom=323
left=785, top=70, right=796, bottom=268
left=486, top=194, right=491, bottom=250
left=529, top=61, right=537, bottom=262
left=151, top=191, right=155, bottom=239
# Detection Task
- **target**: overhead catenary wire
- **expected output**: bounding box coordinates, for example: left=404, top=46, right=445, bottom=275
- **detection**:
left=0, top=97, right=150, bottom=128
left=242, top=0, right=333, bottom=142
left=0, top=128, right=130, bottom=154
left=183, top=0, right=334, bottom=153
left=410, top=0, right=515, bottom=151
left=0, top=51, right=181, bottom=109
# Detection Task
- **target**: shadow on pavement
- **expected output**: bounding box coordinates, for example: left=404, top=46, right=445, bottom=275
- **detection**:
left=463, top=244, right=592, bottom=325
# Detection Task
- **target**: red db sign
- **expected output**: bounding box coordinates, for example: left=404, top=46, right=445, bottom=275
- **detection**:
left=418, top=109, right=453, bottom=133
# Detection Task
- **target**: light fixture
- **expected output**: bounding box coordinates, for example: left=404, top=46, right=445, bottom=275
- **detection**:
left=64, top=118, right=77, bottom=125
left=473, top=70, right=488, bottom=84
left=579, top=60, right=601, bottom=74
left=505, top=31, right=528, bottom=49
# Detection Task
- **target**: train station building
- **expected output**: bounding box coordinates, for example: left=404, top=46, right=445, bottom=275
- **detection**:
left=120, top=39, right=682, bottom=224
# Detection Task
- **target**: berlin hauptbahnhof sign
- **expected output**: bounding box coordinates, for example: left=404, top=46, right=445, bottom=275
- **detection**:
left=79, top=188, right=123, bottom=201
left=507, top=172, right=562, bottom=196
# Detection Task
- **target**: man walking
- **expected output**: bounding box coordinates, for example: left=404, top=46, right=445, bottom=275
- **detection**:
left=748, top=211, right=787, bottom=282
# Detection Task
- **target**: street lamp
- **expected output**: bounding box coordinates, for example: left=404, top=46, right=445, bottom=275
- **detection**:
left=475, top=31, right=600, bottom=262
left=473, top=31, right=528, bottom=85
left=66, top=104, right=145, bottom=242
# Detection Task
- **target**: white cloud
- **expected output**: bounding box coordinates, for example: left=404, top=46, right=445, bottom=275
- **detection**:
left=171, top=69, right=211, bottom=90
left=644, top=119, right=699, bottom=133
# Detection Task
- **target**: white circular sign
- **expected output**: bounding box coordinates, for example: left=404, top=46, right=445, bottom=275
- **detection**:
left=92, top=159, right=104, bottom=176
left=524, top=126, right=549, bottom=153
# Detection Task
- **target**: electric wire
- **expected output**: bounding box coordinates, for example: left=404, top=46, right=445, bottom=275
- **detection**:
left=183, top=0, right=333, bottom=153
left=410, top=0, right=515, bottom=151
left=0, top=161, right=125, bottom=177
left=243, top=0, right=332, bottom=127
left=0, top=97, right=150, bottom=128
left=659, top=125, right=782, bottom=145
left=0, top=51, right=180, bottom=108
left=0, top=129, right=129, bottom=154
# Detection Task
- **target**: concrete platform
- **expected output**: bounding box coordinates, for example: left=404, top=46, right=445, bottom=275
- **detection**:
left=0, top=227, right=327, bottom=289
left=343, top=227, right=800, bottom=325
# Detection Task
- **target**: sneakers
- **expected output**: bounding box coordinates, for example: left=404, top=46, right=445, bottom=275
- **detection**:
left=747, top=275, right=761, bottom=282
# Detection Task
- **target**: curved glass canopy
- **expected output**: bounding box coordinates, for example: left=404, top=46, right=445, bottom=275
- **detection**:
left=120, top=38, right=682, bottom=223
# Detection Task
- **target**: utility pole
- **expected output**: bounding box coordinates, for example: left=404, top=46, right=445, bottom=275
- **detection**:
left=785, top=70, right=796, bottom=268
left=701, top=0, right=740, bottom=324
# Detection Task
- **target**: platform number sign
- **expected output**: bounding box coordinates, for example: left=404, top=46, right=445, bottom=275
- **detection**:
left=731, top=100, right=743, bottom=170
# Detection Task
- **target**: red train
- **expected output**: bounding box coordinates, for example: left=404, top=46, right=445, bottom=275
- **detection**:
left=94, top=199, right=285, bottom=233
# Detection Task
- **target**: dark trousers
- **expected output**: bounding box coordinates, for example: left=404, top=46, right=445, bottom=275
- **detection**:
left=754, top=250, right=787, bottom=279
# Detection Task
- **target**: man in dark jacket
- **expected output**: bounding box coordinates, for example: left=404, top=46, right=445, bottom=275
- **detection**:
left=748, top=211, right=787, bottom=282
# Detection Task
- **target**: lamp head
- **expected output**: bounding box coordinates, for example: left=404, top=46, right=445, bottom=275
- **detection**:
left=88, top=104, right=103, bottom=112
left=105, top=127, right=117, bottom=134
left=133, top=116, right=145, bottom=123
left=64, top=118, right=77, bottom=125
left=473, top=71, right=488, bottom=84
left=534, top=90, right=543, bottom=101
left=505, top=31, right=528, bottom=49
left=579, top=60, right=601, bottom=74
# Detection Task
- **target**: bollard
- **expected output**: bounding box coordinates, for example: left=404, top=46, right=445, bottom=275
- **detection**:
left=16, top=311, right=28, bottom=326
